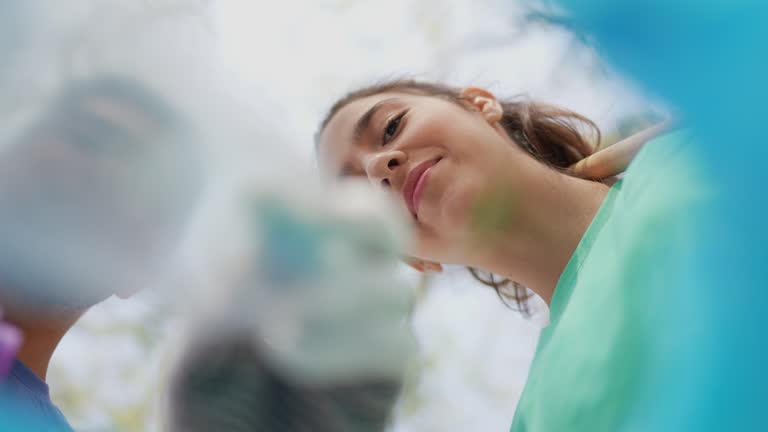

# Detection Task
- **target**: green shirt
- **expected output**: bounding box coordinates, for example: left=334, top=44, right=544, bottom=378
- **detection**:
left=510, top=131, right=708, bottom=431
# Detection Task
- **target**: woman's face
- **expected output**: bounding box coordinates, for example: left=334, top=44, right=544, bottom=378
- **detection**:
left=318, top=91, right=535, bottom=264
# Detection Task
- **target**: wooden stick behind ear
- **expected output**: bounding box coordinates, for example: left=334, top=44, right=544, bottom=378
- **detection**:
left=569, top=119, right=677, bottom=180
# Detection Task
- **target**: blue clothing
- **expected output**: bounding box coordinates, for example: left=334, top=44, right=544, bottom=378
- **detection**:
left=0, top=359, right=73, bottom=431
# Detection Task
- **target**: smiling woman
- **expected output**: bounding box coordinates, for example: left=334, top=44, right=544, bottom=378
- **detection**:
left=317, top=79, right=605, bottom=311
left=316, top=78, right=709, bottom=431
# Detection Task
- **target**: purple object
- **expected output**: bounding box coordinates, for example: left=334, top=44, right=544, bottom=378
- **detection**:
left=0, top=321, right=22, bottom=379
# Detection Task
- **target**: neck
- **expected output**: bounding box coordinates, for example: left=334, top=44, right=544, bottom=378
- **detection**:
left=5, top=307, right=84, bottom=381
left=466, top=172, right=609, bottom=305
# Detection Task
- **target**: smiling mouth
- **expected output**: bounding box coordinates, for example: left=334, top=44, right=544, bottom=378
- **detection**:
left=402, top=157, right=441, bottom=219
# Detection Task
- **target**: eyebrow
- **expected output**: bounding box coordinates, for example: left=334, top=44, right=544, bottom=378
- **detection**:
left=353, top=97, right=399, bottom=143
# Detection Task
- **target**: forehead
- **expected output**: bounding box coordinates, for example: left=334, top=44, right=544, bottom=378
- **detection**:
left=317, top=91, right=417, bottom=169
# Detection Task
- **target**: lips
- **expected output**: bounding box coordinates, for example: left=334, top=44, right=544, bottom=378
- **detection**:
left=402, top=158, right=440, bottom=218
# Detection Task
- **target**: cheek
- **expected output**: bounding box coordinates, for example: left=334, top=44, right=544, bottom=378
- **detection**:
left=424, top=159, right=483, bottom=227
left=404, top=108, right=468, bottom=149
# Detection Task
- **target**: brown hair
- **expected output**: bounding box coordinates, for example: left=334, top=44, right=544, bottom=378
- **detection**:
left=318, top=79, right=601, bottom=314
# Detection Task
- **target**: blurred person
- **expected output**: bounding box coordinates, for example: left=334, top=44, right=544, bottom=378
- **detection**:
left=169, top=327, right=403, bottom=432
left=0, top=76, right=204, bottom=430
left=315, top=80, right=707, bottom=431
left=168, top=179, right=414, bottom=432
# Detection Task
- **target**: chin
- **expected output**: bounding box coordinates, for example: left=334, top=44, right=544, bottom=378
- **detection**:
left=411, top=222, right=467, bottom=265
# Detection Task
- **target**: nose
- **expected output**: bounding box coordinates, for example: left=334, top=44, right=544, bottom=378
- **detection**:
left=365, top=149, right=406, bottom=189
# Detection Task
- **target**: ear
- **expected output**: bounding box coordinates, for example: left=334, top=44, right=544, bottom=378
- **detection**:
left=460, top=87, right=503, bottom=123
left=403, top=256, right=444, bottom=274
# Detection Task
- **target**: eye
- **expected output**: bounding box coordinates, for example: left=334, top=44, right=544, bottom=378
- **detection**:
left=381, top=111, right=406, bottom=145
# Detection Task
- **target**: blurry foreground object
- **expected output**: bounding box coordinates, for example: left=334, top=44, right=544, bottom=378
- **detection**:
left=0, top=76, right=204, bottom=311
left=170, top=329, right=403, bottom=432
left=539, top=0, right=767, bottom=430
left=0, top=75, right=204, bottom=431
left=169, top=179, right=416, bottom=432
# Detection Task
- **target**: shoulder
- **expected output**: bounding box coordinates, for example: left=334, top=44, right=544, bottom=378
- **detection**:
left=1, top=363, right=73, bottom=431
